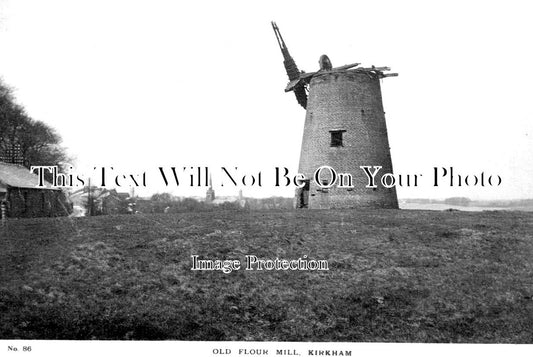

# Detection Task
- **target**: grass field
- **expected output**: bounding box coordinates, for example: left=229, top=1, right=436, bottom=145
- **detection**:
left=1, top=209, right=532, bottom=342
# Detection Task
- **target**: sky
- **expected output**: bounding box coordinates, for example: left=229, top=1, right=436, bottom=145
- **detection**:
left=0, top=0, right=531, bottom=200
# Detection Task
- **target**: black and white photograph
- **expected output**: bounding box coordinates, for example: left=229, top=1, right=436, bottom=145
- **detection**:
left=0, top=0, right=532, bottom=355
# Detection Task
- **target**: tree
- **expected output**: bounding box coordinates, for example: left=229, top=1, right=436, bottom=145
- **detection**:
left=151, top=193, right=173, bottom=203
left=0, top=79, right=68, bottom=168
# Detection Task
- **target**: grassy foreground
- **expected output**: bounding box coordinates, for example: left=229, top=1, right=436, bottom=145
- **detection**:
left=0, top=209, right=532, bottom=342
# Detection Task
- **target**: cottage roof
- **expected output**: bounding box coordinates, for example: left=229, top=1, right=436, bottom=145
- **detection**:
left=0, top=162, right=58, bottom=191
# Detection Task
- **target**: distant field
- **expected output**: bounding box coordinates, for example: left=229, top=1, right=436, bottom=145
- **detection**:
left=401, top=202, right=533, bottom=212
left=1, top=209, right=532, bottom=342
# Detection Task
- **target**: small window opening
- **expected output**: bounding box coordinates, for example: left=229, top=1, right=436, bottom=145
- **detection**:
left=318, top=180, right=330, bottom=193
left=330, top=130, right=346, bottom=147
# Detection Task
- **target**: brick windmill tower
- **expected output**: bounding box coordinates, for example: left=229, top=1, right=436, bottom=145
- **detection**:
left=272, top=22, right=399, bottom=209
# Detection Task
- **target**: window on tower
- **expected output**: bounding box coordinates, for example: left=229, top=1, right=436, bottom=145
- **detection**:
left=330, top=130, right=346, bottom=147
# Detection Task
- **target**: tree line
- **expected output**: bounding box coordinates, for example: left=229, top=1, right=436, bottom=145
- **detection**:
left=0, top=78, right=68, bottom=168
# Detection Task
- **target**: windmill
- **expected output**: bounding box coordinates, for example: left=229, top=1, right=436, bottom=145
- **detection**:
left=272, top=21, right=399, bottom=209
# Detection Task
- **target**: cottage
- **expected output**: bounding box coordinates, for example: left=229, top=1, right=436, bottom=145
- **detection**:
left=0, top=162, right=71, bottom=218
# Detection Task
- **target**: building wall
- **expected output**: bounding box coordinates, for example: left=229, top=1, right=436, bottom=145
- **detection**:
left=7, top=187, right=71, bottom=218
left=297, top=70, right=398, bottom=209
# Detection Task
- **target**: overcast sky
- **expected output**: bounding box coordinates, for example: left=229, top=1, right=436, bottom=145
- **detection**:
left=0, top=0, right=531, bottom=200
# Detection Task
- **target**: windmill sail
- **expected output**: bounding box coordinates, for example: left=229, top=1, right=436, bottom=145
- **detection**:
left=271, top=21, right=307, bottom=109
